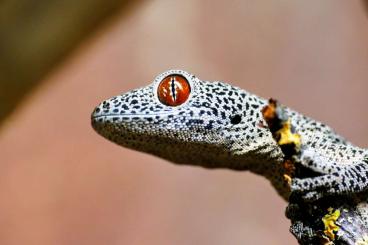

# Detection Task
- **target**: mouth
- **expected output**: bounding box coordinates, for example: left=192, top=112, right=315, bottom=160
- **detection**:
left=91, top=110, right=182, bottom=124
left=90, top=110, right=178, bottom=137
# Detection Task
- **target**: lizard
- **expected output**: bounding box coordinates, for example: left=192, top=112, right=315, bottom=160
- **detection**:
left=91, top=69, right=368, bottom=243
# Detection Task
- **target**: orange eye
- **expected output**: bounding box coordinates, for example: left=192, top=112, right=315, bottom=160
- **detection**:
left=157, top=74, right=191, bottom=106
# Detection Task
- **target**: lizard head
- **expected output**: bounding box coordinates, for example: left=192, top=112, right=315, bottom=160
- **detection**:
left=91, top=70, right=282, bottom=170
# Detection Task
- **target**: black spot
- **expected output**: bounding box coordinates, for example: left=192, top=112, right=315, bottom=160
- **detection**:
left=202, top=102, right=210, bottom=107
left=230, top=114, right=242, bottom=125
left=102, top=102, right=110, bottom=109
left=211, top=107, right=218, bottom=116
left=205, top=120, right=214, bottom=130
left=223, top=105, right=230, bottom=111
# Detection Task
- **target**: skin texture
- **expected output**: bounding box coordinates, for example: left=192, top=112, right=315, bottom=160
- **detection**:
left=91, top=70, right=368, bottom=203
left=92, top=70, right=368, bottom=243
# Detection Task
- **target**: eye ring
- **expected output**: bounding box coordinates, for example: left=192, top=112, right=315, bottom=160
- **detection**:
left=157, top=74, right=191, bottom=106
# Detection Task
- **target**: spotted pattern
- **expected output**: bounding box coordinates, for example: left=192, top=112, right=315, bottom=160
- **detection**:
left=91, top=70, right=368, bottom=202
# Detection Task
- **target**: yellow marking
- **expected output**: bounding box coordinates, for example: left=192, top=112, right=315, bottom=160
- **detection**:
left=283, top=174, right=292, bottom=186
left=282, top=160, right=295, bottom=186
left=322, top=208, right=340, bottom=241
left=276, top=119, right=301, bottom=150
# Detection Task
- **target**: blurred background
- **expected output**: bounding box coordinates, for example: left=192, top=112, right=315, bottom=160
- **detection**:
left=1, top=0, right=368, bottom=244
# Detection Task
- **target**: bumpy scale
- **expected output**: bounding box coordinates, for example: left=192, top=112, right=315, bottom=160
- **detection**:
left=91, top=70, right=368, bottom=242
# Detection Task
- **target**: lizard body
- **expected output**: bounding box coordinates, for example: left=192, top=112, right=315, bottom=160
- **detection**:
left=91, top=70, right=368, bottom=243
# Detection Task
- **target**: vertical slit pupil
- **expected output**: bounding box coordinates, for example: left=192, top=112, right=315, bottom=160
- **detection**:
left=170, top=77, right=177, bottom=101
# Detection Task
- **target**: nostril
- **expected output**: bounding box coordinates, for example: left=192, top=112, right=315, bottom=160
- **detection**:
left=91, top=106, right=103, bottom=120
left=102, top=101, right=110, bottom=109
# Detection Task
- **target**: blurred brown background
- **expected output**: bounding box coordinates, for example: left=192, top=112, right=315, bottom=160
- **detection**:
left=1, top=0, right=368, bottom=244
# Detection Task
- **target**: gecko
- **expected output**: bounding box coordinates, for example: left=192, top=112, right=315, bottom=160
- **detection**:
left=91, top=70, right=368, bottom=243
